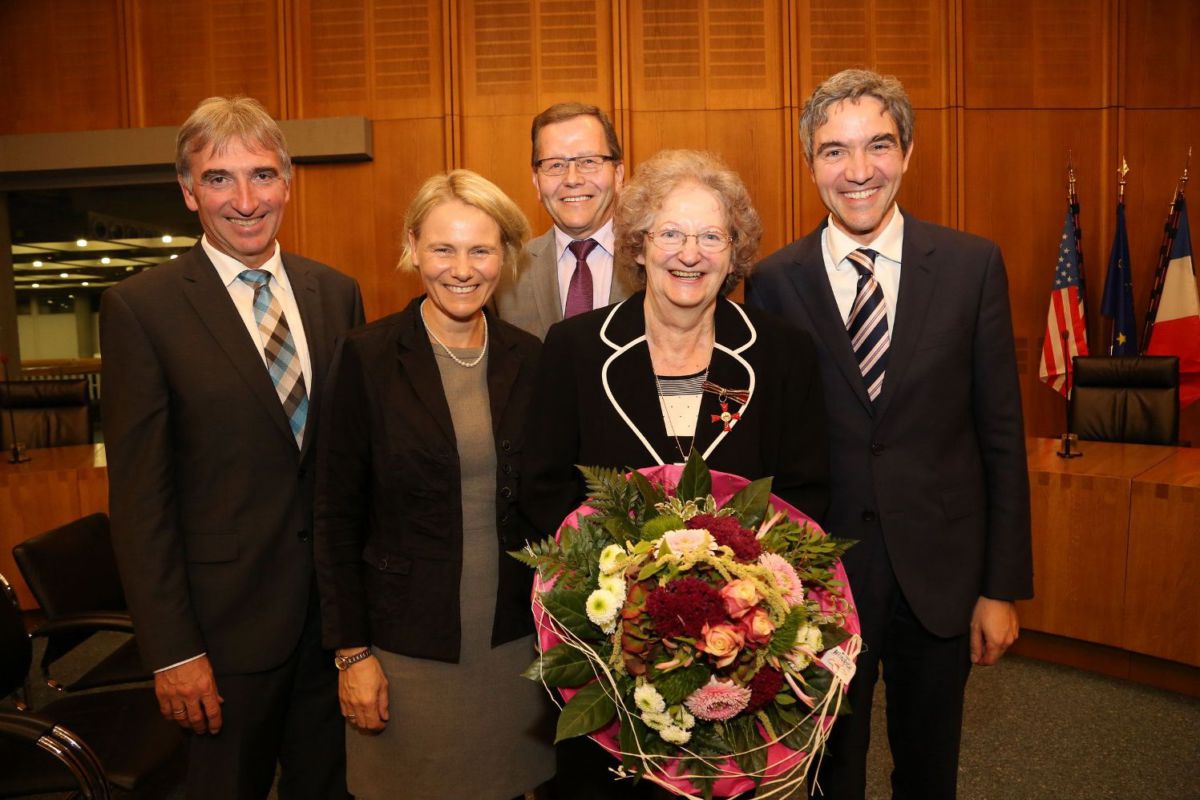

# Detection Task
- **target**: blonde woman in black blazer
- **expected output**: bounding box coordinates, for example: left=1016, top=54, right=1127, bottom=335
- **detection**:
left=315, top=171, right=553, bottom=800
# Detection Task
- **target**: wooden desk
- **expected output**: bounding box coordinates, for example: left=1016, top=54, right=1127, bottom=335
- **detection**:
left=0, top=444, right=108, bottom=608
left=1126, top=448, right=1200, bottom=667
left=1020, top=438, right=1176, bottom=648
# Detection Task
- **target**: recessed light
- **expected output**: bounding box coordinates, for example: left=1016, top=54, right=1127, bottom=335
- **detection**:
left=81, top=281, right=90, bottom=287
left=32, top=259, right=43, bottom=267
left=125, top=266, right=134, bottom=272
left=170, top=254, right=178, bottom=260
left=101, top=257, right=111, bottom=265
left=59, top=272, right=69, bottom=278
left=76, top=239, right=88, bottom=247
left=31, top=283, right=40, bottom=288
left=162, top=234, right=173, bottom=244
left=68, top=294, right=75, bottom=299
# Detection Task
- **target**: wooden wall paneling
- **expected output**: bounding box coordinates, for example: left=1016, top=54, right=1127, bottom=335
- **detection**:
left=963, top=109, right=1114, bottom=438
left=0, top=0, right=128, bottom=134
left=794, top=0, right=951, bottom=109
left=1124, top=0, right=1200, bottom=109
left=628, top=0, right=784, bottom=112
left=288, top=162, right=381, bottom=318
left=962, top=0, right=1112, bottom=109
left=368, top=118, right=449, bottom=318
left=460, top=114, right=547, bottom=232
left=292, top=0, right=445, bottom=120
left=129, top=0, right=282, bottom=127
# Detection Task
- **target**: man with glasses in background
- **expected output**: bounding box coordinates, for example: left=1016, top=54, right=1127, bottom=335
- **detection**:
left=494, top=102, right=633, bottom=339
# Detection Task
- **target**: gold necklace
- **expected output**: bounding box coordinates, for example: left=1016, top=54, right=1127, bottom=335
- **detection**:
left=653, top=367, right=710, bottom=463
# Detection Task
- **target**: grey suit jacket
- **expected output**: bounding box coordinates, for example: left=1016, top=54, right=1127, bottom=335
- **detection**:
left=100, top=245, right=364, bottom=673
left=493, top=226, right=635, bottom=340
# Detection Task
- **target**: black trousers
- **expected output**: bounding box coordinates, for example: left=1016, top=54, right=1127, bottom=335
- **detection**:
left=184, top=589, right=347, bottom=800
left=811, top=547, right=972, bottom=800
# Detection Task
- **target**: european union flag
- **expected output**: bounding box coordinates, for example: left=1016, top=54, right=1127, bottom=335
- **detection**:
left=1101, top=201, right=1137, bottom=355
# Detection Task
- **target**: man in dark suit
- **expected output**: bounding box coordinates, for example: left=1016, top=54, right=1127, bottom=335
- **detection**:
left=493, top=102, right=633, bottom=339
left=101, top=96, right=364, bottom=799
left=746, top=69, right=1033, bottom=800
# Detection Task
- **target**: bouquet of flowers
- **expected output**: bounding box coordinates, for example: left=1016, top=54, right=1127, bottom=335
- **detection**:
left=512, top=453, right=860, bottom=798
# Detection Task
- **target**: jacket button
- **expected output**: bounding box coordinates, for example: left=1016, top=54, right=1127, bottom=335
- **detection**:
left=297, top=530, right=310, bottom=542
left=500, top=486, right=513, bottom=500
left=861, top=510, right=877, bottom=523
left=500, top=440, right=512, bottom=453
left=499, top=513, right=511, bottom=525
left=870, top=442, right=885, bottom=455
left=502, top=463, right=513, bottom=476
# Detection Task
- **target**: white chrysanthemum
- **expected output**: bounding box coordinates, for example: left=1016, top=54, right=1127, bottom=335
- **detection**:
left=673, top=706, right=696, bottom=730
left=660, top=724, right=692, bottom=745
left=634, top=684, right=666, bottom=714
left=795, top=623, right=823, bottom=652
left=641, top=710, right=672, bottom=731
left=598, top=544, right=626, bottom=575
left=788, top=650, right=813, bottom=671
left=586, top=589, right=619, bottom=632
left=598, top=573, right=626, bottom=598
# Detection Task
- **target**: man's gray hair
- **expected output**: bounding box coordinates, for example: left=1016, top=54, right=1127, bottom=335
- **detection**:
left=176, top=96, right=292, bottom=188
left=798, top=69, right=914, bottom=162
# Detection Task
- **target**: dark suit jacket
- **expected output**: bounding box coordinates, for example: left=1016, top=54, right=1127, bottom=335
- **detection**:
left=314, top=298, right=541, bottom=663
left=493, top=227, right=636, bottom=340
left=746, top=211, right=1033, bottom=637
left=521, top=292, right=830, bottom=538
left=100, top=245, right=364, bottom=674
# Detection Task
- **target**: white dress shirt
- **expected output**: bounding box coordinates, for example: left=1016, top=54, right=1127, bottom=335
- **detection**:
left=554, top=218, right=617, bottom=314
left=820, top=207, right=905, bottom=331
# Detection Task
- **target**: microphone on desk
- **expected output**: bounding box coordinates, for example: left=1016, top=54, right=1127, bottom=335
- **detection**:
left=0, top=353, right=31, bottom=464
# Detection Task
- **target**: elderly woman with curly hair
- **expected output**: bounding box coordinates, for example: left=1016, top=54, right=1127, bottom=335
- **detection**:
left=520, top=149, right=831, bottom=800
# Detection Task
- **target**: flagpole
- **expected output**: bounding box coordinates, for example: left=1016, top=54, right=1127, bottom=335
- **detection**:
left=1068, top=153, right=1090, bottom=339
left=1141, top=151, right=1190, bottom=352
left=1106, top=158, right=1130, bottom=355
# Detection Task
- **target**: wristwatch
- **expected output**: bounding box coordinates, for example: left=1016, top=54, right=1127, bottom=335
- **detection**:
left=334, top=648, right=372, bottom=670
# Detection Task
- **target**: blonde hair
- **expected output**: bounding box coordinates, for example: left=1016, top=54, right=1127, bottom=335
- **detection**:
left=176, top=96, right=291, bottom=188
left=614, top=150, right=762, bottom=295
left=399, top=170, right=531, bottom=277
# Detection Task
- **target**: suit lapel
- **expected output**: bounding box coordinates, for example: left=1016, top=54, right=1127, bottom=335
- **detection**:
left=873, top=213, right=937, bottom=421
left=528, top=231, right=563, bottom=336
left=286, top=255, right=326, bottom=462
left=785, top=226, right=873, bottom=412
left=397, top=300, right=456, bottom=443
left=180, top=247, right=297, bottom=447
left=599, top=299, right=668, bottom=465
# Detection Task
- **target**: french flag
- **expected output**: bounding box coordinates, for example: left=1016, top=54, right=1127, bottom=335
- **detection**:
left=1146, top=198, right=1200, bottom=407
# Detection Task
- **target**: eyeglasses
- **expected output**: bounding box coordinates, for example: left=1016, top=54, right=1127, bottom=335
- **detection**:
left=645, top=229, right=734, bottom=254
left=534, top=155, right=617, bottom=176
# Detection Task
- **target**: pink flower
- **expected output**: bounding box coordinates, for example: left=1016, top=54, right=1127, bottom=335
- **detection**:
left=719, top=579, right=761, bottom=619
left=661, top=528, right=715, bottom=557
left=740, top=606, right=775, bottom=645
left=697, top=623, right=745, bottom=668
left=684, top=677, right=752, bottom=721
left=758, top=553, right=805, bottom=605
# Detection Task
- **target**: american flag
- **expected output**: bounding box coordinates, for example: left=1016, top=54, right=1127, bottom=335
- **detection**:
left=1039, top=206, right=1090, bottom=396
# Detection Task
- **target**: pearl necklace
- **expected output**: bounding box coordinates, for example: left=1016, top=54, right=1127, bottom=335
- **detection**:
left=420, top=299, right=488, bottom=368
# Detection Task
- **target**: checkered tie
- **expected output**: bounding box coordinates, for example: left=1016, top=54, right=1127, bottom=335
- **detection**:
left=845, top=248, right=889, bottom=402
left=238, top=269, right=308, bottom=447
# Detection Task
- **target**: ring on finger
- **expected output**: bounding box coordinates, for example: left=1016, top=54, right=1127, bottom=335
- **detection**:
left=172, top=709, right=187, bottom=717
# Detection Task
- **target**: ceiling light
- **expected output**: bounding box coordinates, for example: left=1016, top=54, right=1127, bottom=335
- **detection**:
left=32, top=259, right=43, bottom=267
left=125, top=266, right=134, bottom=272
left=76, top=239, right=88, bottom=247
left=161, top=234, right=173, bottom=244
left=68, top=294, right=75, bottom=299
left=101, top=257, right=111, bottom=264
left=31, top=283, right=40, bottom=288
left=170, top=254, right=178, bottom=260
left=59, top=272, right=69, bottom=278
left=81, top=281, right=90, bottom=287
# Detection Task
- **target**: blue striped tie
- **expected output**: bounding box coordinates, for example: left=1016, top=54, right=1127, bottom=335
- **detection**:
left=845, top=248, right=889, bottom=402
left=238, top=270, right=308, bottom=447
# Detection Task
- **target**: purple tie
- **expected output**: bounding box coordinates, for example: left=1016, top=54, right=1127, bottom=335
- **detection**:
left=564, top=238, right=599, bottom=318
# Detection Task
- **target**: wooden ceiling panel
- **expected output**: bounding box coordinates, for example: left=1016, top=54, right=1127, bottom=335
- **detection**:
left=0, top=0, right=126, bottom=134
left=963, top=0, right=1111, bottom=109
left=1124, top=0, right=1200, bottom=108
left=131, top=0, right=281, bottom=127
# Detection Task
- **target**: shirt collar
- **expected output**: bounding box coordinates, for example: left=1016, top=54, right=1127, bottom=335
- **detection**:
left=201, top=235, right=284, bottom=288
left=553, top=217, right=615, bottom=260
left=826, top=206, right=905, bottom=270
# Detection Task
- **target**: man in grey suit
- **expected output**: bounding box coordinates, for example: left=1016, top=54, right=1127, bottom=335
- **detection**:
left=101, top=96, right=364, bottom=798
left=493, top=102, right=633, bottom=339
left=746, top=70, right=1032, bottom=800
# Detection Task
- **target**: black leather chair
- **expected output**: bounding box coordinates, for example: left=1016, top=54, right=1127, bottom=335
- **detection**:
left=0, top=572, right=183, bottom=798
left=0, top=378, right=93, bottom=449
left=12, top=513, right=150, bottom=692
left=1069, top=356, right=1180, bottom=445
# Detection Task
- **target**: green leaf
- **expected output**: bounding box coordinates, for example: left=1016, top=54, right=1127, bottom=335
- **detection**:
left=555, top=681, right=617, bottom=742
left=604, top=515, right=641, bottom=545
left=630, top=471, right=667, bottom=512
left=654, top=663, right=711, bottom=706
left=541, top=589, right=605, bottom=641
left=637, top=558, right=666, bottom=583
left=723, top=476, right=773, bottom=528
left=723, top=715, right=767, bottom=781
left=819, top=623, right=852, bottom=651
left=767, top=606, right=805, bottom=657
left=521, top=644, right=594, bottom=688
left=675, top=449, right=711, bottom=501
left=688, top=721, right=731, bottom=756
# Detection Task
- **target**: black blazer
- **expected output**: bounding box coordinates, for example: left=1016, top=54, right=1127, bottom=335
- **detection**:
left=314, top=298, right=541, bottom=663
left=521, top=292, right=830, bottom=538
left=101, top=245, right=364, bottom=673
left=746, top=211, right=1033, bottom=637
